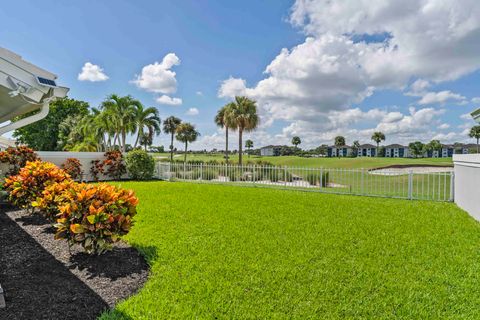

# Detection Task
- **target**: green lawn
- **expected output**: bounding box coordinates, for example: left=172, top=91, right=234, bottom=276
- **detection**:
left=154, top=153, right=453, bottom=169
left=101, top=182, right=480, bottom=319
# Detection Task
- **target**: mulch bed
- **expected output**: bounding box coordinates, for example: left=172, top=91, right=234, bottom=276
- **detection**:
left=0, top=205, right=149, bottom=320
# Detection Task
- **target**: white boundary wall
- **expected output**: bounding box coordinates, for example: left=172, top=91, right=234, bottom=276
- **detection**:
left=0, top=151, right=120, bottom=181
left=453, top=154, right=480, bottom=220
left=37, top=152, right=107, bottom=181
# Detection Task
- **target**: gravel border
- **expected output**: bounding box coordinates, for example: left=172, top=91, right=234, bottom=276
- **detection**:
left=0, top=206, right=149, bottom=319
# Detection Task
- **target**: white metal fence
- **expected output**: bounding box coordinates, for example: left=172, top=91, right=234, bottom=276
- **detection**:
left=156, top=163, right=454, bottom=201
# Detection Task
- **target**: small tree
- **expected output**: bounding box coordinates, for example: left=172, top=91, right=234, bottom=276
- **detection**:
left=469, top=125, right=480, bottom=153
left=424, top=140, right=442, bottom=157
left=176, top=123, right=200, bottom=163
left=352, top=140, right=360, bottom=157
left=408, top=141, right=425, bottom=158
left=245, top=139, right=254, bottom=158
left=371, top=132, right=385, bottom=157
left=291, top=136, right=301, bottom=149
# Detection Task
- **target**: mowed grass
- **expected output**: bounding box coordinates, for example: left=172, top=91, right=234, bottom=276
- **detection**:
left=155, top=153, right=452, bottom=169
left=101, top=182, right=480, bottom=319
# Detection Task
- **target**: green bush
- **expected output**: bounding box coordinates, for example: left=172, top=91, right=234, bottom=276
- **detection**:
left=305, top=172, right=329, bottom=187
left=202, top=168, right=218, bottom=180
left=126, top=150, right=155, bottom=180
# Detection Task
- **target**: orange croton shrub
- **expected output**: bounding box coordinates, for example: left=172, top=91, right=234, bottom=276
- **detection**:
left=33, top=179, right=78, bottom=221
left=4, top=160, right=71, bottom=209
left=61, top=158, right=83, bottom=180
left=54, top=183, right=139, bottom=254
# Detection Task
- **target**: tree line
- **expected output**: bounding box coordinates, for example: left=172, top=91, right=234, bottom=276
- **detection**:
left=13, top=95, right=200, bottom=160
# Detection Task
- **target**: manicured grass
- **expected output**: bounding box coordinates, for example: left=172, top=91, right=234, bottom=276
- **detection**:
left=101, top=182, right=480, bottom=319
left=154, top=153, right=453, bottom=169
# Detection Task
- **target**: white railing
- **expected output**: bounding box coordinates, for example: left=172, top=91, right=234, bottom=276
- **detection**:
left=156, top=163, right=454, bottom=202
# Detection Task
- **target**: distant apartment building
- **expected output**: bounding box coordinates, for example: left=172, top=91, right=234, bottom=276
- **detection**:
left=428, top=144, right=477, bottom=158
left=357, top=144, right=377, bottom=157
left=385, top=144, right=409, bottom=158
left=259, top=145, right=282, bottom=156
left=327, top=145, right=353, bottom=157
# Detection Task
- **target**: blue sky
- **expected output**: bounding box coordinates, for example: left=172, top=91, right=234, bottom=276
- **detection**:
left=1, top=0, right=480, bottom=149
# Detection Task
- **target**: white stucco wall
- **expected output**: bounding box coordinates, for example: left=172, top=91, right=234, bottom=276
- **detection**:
left=453, top=154, right=480, bottom=220
left=0, top=151, right=121, bottom=181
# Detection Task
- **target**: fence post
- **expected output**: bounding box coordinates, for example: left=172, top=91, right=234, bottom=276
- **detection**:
left=253, top=165, right=256, bottom=184
left=320, top=167, right=323, bottom=191
left=284, top=166, right=287, bottom=187
left=200, top=163, right=203, bottom=181
left=183, top=162, right=186, bottom=181
left=361, top=168, right=364, bottom=195
left=449, top=171, right=455, bottom=202
left=408, top=170, right=413, bottom=200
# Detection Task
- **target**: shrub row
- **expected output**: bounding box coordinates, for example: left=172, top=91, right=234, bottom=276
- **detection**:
left=3, top=159, right=138, bottom=255
left=90, top=149, right=154, bottom=181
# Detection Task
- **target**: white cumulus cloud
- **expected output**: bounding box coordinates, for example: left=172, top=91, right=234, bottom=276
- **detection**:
left=78, top=62, right=109, bottom=82
left=417, top=91, right=466, bottom=105
left=217, top=0, right=480, bottom=146
left=186, top=107, right=199, bottom=116
left=156, top=95, right=182, bottom=106
left=132, top=53, right=180, bottom=93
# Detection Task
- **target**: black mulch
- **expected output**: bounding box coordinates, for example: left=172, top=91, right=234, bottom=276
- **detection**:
left=0, top=205, right=150, bottom=320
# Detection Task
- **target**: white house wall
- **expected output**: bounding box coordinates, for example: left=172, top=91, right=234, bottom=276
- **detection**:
left=453, top=154, right=480, bottom=221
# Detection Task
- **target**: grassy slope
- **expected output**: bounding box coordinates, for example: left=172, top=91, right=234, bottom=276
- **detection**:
left=154, top=153, right=453, bottom=169
left=101, top=182, right=480, bottom=319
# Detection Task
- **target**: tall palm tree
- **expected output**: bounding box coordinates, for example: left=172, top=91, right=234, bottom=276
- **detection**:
left=101, top=94, right=140, bottom=152
left=469, top=125, right=480, bottom=153
left=371, top=132, right=386, bottom=157
left=163, top=116, right=182, bottom=162
left=175, top=122, right=200, bottom=163
left=229, top=96, right=259, bottom=165
left=133, top=105, right=161, bottom=148
left=245, top=139, right=253, bottom=157
left=215, top=103, right=237, bottom=163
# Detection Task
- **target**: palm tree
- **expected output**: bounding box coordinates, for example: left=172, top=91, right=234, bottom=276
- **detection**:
left=133, top=105, right=161, bottom=148
left=334, top=136, right=345, bottom=158
left=101, top=94, right=140, bottom=152
left=292, top=136, right=301, bottom=148
left=175, top=122, right=200, bottom=163
left=229, top=96, right=259, bottom=165
left=469, top=125, right=480, bottom=153
left=163, top=116, right=182, bottom=161
left=371, top=132, right=386, bottom=157
left=245, top=139, right=253, bottom=157
left=352, top=140, right=360, bottom=157
left=215, top=104, right=237, bottom=163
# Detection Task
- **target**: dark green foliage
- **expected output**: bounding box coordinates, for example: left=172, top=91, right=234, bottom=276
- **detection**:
left=305, top=172, right=329, bottom=187
left=13, top=98, right=89, bottom=151
left=126, top=150, right=155, bottom=180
